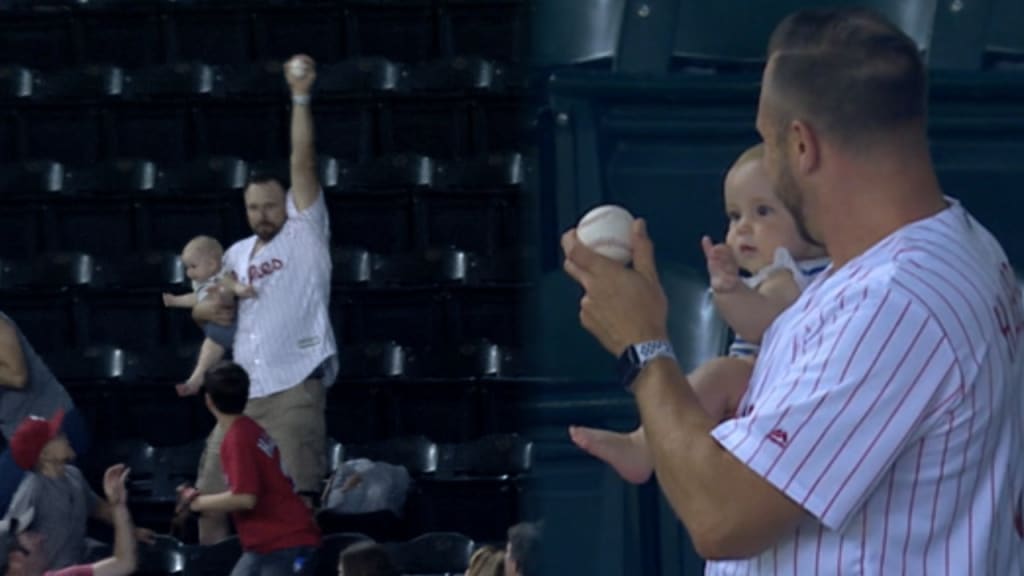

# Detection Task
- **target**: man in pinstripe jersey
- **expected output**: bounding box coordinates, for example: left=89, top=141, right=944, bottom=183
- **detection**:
left=562, top=7, right=1024, bottom=575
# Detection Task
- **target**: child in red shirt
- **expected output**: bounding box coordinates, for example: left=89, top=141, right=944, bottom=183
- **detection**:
left=175, top=361, right=319, bottom=575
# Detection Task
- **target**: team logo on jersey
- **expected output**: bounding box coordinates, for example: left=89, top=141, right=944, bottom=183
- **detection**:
left=767, top=428, right=790, bottom=449
left=248, top=258, right=285, bottom=282
left=257, top=434, right=277, bottom=458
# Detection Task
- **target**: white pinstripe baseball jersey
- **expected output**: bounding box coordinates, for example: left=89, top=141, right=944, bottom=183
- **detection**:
left=223, top=190, right=338, bottom=399
left=707, top=199, right=1024, bottom=575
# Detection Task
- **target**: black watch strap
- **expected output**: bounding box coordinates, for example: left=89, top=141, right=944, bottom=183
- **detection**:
left=618, top=340, right=676, bottom=390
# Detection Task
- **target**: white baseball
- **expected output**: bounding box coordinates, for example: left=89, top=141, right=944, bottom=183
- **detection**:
left=576, top=204, right=635, bottom=264
left=287, top=59, right=309, bottom=79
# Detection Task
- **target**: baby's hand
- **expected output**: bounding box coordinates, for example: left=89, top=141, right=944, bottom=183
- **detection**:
left=162, top=293, right=176, bottom=307
left=702, top=236, right=741, bottom=293
left=236, top=284, right=256, bottom=299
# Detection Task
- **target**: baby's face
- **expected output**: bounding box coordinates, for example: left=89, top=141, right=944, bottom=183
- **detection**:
left=724, top=160, right=820, bottom=274
left=182, top=250, right=220, bottom=283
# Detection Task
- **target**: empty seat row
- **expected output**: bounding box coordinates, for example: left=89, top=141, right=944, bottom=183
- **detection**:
left=0, top=188, right=525, bottom=258
left=0, top=0, right=525, bottom=69
left=0, top=58, right=522, bottom=101
left=124, top=531, right=478, bottom=576
left=0, top=93, right=521, bottom=163
left=530, top=0, right=1024, bottom=72
left=0, top=153, right=524, bottom=196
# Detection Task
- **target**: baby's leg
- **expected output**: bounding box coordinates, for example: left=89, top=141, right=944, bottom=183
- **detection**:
left=178, top=338, right=226, bottom=395
left=570, top=355, right=754, bottom=484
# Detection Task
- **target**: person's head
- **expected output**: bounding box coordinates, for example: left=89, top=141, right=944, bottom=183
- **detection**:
left=4, top=532, right=45, bottom=576
left=10, top=411, right=74, bottom=478
left=337, top=541, right=399, bottom=576
left=724, top=144, right=824, bottom=274
left=505, top=522, right=542, bottom=576
left=244, top=172, right=288, bottom=242
left=202, top=361, right=250, bottom=417
left=757, top=7, right=928, bottom=245
left=181, top=235, right=224, bottom=284
left=467, top=546, right=505, bottom=576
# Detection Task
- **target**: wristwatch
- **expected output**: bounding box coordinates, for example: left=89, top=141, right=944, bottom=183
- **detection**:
left=618, top=339, right=677, bottom=390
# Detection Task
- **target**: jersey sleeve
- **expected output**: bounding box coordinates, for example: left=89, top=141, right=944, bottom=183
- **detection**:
left=4, top=475, right=39, bottom=526
left=220, top=423, right=262, bottom=497
left=286, top=188, right=330, bottom=241
left=710, top=285, right=959, bottom=531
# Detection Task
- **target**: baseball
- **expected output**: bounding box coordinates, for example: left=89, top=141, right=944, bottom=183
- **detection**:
left=576, top=204, right=635, bottom=264
left=287, top=59, right=309, bottom=79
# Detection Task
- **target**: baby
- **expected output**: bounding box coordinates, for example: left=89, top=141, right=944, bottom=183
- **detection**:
left=163, top=235, right=254, bottom=395
left=570, top=143, right=830, bottom=484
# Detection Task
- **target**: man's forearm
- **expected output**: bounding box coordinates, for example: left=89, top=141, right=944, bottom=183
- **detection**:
left=632, top=358, right=801, bottom=559
left=89, top=504, right=138, bottom=576
left=192, top=490, right=256, bottom=514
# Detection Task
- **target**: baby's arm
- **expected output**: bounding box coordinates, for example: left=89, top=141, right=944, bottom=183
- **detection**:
left=714, top=270, right=801, bottom=344
left=163, top=292, right=198, bottom=309
left=218, top=272, right=255, bottom=299
left=702, top=236, right=801, bottom=344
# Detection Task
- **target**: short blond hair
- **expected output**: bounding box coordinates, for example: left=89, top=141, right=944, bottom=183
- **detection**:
left=729, top=143, right=764, bottom=174
left=467, top=546, right=505, bottom=576
left=182, top=235, right=223, bottom=262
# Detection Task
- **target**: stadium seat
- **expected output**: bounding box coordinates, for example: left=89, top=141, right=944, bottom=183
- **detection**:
left=186, top=536, right=242, bottom=576
left=313, top=533, right=375, bottom=576
left=440, top=0, right=524, bottom=62
left=99, top=251, right=186, bottom=290
left=450, top=339, right=524, bottom=379
left=379, top=98, right=469, bottom=158
left=443, top=433, right=532, bottom=478
left=219, top=61, right=288, bottom=98
left=66, top=158, right=164, bottom=196
left=339, top=289, right=447, bottom=346
left=306, top=101, right=374, bottom=161
left=403, top=57, right=507, bottom=94
left=194, top=102, right=286, bottom=161
left=46, top=198, right=138, bottom=256
left=21, top=106, right=105, bottom=165
left=0, top=293, right=78, bottom=354
left=162, top=155, right=249, bottom=195
left=135, top=535, right=187, bottom=576
left=449, top=285, right=525, bottom=346
left=80, top=292, right=171, bottom=350
left=332, top=246, right=374, bottom=286
left=2, top=251, right=98, bottom=289
left=252, top=2, right=344, bottom=64
left=337, top=154, right=435, bottom=191
left=346, top=0, right=437, bottom=62
left=337, top=340, right=424, bottom=380
left=435, top=152, right=523, bottom=191
left=328, top=193, right=416, bottom=254
left=0, top=159, right=67, bottom=198
left=343, top=435, right=439, bottom=476
left=0, top=12, right=76, bottom=70
left=528, top=0, right=624, bottom=68
left=34, top=66, right=126, bottom=100
left=986, top=0, right=1024, bottom=67
left=125, top=63, right=221, bottom=99
left=386, top=532, right=475, bottom=576
left=43, top=345, right=138, bottom=385
left=164, top=4, right=252, bottom=65
left=77, top=9, right=164, bottom=69
left=316, top=57, right=403, bottom=96
left=0, top=111, right=17, bottom=163
left=671, top=0, right=933, bottom=71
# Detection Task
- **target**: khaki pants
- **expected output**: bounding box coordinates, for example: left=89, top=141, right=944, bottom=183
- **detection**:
left=197, top=378, right=326, bottom=496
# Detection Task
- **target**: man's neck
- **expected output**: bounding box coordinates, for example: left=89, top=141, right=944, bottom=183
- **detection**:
left=818, top=150, right=945, bottom=269
left=37, top=463, right=66, bottom=479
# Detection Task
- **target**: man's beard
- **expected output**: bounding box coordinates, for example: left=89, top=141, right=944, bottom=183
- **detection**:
left=254, top=223, right=281, bottom=242
left=775, top=159, right=822, bottom=248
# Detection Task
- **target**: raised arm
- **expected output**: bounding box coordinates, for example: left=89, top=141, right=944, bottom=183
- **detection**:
left=702, top=237, right=801, bottom=343
left=284, top=54, right=320, bottom=212
left=0, top=315, right=27, bottom=389
left=91, top=465, right=138, bottom=576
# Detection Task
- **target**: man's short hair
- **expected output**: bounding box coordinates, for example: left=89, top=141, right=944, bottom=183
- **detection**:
left=766, top=7, right=927, bottom=146
left=202, top=361, right=250, bottom=415
left=507, top=521, right=542, bottom=576
left=246, top=167, right=288, bottom=191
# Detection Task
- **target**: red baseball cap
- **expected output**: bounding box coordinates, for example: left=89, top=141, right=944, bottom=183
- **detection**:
left=10, top=410, right=65, bottom=471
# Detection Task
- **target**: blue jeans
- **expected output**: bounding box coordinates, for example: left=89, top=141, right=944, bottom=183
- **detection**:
left=229, top=547, right=316, bottom=576
left=0, top=407, right=89, bottom=516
